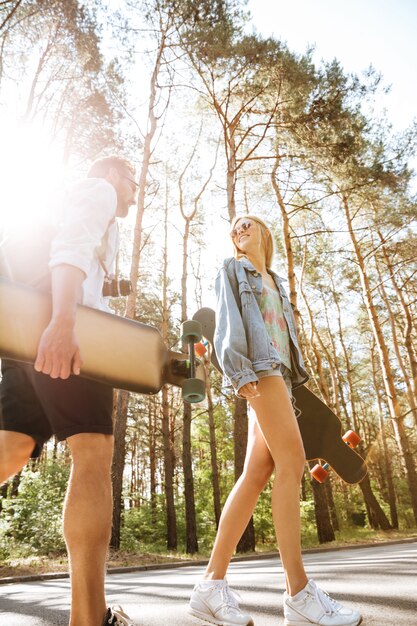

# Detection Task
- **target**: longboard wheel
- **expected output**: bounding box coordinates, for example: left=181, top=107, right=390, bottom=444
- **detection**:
left=194, top=342, right=207, bottom=357
left=342, top=430, right=361, bottom=448
left=182, top=377, right=205, bottom=403
left=311, top=463, right=329, bottom=483
left=181, top=320, right=202, bottom=343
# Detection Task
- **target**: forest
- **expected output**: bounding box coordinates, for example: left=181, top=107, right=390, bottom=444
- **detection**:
left=0, top=0, right=416, bottom=568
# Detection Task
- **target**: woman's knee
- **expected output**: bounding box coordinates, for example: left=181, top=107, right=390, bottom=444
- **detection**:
left=275, top=447, right=306, bottom=482
left=241, top=459, right=275, bottom=490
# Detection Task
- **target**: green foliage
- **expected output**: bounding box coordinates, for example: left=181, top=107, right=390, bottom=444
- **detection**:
left=121, top=496, right=168, bottom=551
left=253, top=483, right=274, bottom=545
left=300, top=499, right=322, bottom=546
left=169, top=0, right=248, bottom=56
left=0, top=462, right=70, bottom=558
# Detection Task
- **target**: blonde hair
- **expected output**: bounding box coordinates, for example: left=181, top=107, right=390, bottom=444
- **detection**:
left=230, top=214, right=274, bottom=268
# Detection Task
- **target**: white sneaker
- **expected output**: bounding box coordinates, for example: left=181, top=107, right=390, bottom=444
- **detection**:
left=284, top=580, right=362, bottom=626
left=103, top=605, right=135, bottom=625
left=188, top=579, right=254, bottom=625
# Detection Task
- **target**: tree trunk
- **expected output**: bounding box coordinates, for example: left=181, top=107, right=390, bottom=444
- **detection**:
left=183, top=401, right=198, bottom=553
left=331, top=273, right=393, bottom=528
left=325, top=480, right=339, bottom=532
left=234, top=396, right=255, bottom=552
left=0, top=482, right=7, bottom=513
left=160, top=176, right=178, bottom=550
left=374, top=237, right=417, bottom=429
left=111, top=389, right=129, bottom=549
left=148, top=399, right=157, bottom=524
left=359, top=475, right=391, bottom=530
left=371, top=343, right=398, bottom=528
left=207, top=376, right=222, bottom=527
left=378, top=232, right=417, bottom=429
left=298, top=273, right=331, bottom=402
left=271, top=155, right=300, bottom=326
left=178, top=180, right=198, bottom=555
left=110, top=20, right=169, bottom=549
left=342, top=193, right=417, bottom=524
left=310, top=475, right=335, bottom=543
left=162, top=386, right=177, bottom=549
left=129, top=432, right=139, bottom=509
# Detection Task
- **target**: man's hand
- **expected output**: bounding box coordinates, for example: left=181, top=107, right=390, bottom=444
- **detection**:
left=34, top=319, right=83, bottom=379
left=34, top=264, right=86, bottom=379
left=238, top=381, right=260, bottom=399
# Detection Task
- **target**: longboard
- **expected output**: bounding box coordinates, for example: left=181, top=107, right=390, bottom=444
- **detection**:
left=0, top=278, right=206, bottom=402
left=192, top=307, right=367, bottom=484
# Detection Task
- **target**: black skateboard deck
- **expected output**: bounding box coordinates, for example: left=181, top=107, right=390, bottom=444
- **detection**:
left=0, top=278, right=206, bottom=402
left=192, top=307, right=367, bottom=484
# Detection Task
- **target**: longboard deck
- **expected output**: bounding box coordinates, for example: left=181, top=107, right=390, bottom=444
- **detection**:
left=193, top=307, right=367, bottom=484
left=294, top=385, right=367, bottom=484
left=0, top=278, right=205, bottom=395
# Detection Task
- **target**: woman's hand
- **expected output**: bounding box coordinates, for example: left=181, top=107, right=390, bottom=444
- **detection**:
left=238, top=381, right=260, bottom=399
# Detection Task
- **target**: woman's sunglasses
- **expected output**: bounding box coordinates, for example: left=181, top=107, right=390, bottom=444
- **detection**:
left=230, top=220, right=253, bottom=239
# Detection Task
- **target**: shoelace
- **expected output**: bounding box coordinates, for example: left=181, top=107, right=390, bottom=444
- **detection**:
left=220, top=584, right=242, bottom=611
left=309, top=582, right=337, bottom=616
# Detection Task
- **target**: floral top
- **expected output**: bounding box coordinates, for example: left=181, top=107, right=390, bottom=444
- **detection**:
left=259, top=284, right=292, bottom=372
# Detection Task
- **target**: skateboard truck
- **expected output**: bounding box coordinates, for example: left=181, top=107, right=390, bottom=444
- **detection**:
left=311, top=430, right=362, bottom=483
left=179, top=320, right=206, bottom=404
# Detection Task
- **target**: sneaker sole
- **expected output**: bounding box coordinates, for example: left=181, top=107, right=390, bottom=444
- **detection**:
left=284, top=618, right=362, bottom=626
left=188, top=606, right=254, bottom=626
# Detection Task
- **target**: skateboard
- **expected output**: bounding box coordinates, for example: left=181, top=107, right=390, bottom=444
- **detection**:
left=0, top=277, right=206, bottom=403
left=192, top=307, right=367, bottom=484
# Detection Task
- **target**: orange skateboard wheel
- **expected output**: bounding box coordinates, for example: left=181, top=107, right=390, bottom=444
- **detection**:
left=342, top=430, right=361, bottom=448
left=311, top=463, right=329, bottom=483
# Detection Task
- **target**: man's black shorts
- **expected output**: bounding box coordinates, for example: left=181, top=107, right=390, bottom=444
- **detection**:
left=0, top=359, right=113, bottom=458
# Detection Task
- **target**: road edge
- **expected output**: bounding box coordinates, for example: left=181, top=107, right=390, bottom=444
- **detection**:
left=1, top=536, right=416, bottom=586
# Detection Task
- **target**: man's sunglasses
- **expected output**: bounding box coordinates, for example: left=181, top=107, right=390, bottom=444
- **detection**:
left=230, top=220, right=253, bottom=239
left=122, top=174, right=139, bottom=190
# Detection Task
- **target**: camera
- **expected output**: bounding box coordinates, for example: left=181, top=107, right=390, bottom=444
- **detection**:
left=102, top=276, right=132, bottom=297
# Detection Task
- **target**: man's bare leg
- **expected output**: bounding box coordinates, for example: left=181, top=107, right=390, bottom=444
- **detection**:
left=0, top=431, right=35, bottom=484
left=65, top=433, right=114, bottom=626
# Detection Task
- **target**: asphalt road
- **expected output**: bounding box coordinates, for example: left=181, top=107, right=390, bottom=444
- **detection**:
left=0, top=540, right=416, bottom=625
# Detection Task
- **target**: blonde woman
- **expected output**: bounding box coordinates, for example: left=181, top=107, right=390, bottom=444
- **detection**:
left=188, top=216, right=362, bottom=626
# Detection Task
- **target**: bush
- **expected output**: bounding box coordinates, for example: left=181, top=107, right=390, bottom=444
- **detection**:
left=0, top=462, right=70, bottom=557
left=121, top=496, right=168, bottom=552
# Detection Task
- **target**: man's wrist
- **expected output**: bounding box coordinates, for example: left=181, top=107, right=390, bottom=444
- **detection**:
left=50, top=312, right=77, bottom=328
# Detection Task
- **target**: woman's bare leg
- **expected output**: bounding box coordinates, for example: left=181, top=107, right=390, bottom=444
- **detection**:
left=204, top=412, right=274, bottom=580
left=248, top=376, right=307, bottom=596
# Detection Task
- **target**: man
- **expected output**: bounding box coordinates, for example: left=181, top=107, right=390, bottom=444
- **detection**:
left=0, top=156, right=137, bottom=626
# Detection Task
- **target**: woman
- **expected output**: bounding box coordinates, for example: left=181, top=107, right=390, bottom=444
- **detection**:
left=188, top=216, right=362, bottom=626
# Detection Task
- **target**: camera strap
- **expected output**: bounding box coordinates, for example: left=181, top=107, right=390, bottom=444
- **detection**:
left=96, top=220, right=119, bottom=282
left=98, top=252, right=120, bottom=282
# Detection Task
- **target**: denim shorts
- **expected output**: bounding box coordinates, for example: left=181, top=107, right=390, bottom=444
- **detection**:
left=257, top=364, right=292, bottom=395
left=256, top=365, right=300, bottom=417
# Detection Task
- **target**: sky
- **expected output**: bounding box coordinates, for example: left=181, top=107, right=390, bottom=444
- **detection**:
left=247, top=0, right=417, bottom=132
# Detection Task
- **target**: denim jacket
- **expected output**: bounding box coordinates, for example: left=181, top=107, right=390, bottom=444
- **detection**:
left=214, top=256, right=309, bottom=395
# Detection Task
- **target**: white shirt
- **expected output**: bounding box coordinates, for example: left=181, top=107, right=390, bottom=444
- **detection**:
left=49, top=178, right=119, bottom=312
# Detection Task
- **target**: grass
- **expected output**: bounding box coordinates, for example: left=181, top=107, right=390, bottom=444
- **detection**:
left=1, top=527, right=416, bottom=580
